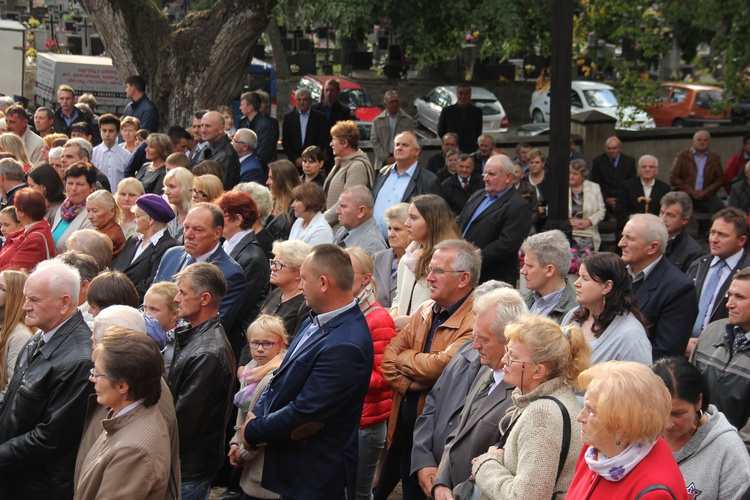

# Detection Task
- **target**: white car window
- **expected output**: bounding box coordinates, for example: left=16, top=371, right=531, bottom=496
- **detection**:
left=583, top=89, right=617, bottom=108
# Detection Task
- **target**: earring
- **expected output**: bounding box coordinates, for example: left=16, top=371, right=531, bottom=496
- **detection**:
left=615, top=440, right=621, bottom=446
left=602, top=295, right=607, bottom=309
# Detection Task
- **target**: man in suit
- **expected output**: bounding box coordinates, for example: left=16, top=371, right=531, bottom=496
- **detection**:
left=0, top=157, right=26, bottom=209
left=232, top=128, right=266, bottom=184
left=192, top=111, right=241, bottom=190
left=334, top=186, right=387, bottom=255
left=5, top=105, right=44, bottom=163
left=314, top=78, right=352, bottom=170
left=615, top=154, right=671, bottom=237
left=459, top=154, right=533, bottom=286
left=442, top=154, right=483, bottom=216
left=154, top=203, right=247, bottom=335
left=619, top=213, right=698, bottom=360
left=590, top=136, right=637, bottom=214
left=0, top=259, right=94, bottom=498
left=372, top=131, right=442, bottom=236
left=660, top=191, right=703, bottom=273
left=426, top=133, right=459, bottom=174
left=378, top=239, right=479, bottom=500
left=371, top=90, right=414, bottom=168
left=470, top=134, right=495, bottom=174
left=687, top=207, right=750, bottom=356
left=437, top=84, right=483, bottom=154
left=670, top=130, right=725, bottom=217
left=237, top=92, right=276, bottom=171
left=282, top=88, right=328, bottom=171
left=242, top=245, right=373, bottom=500
left=430, top=288, right=527, bottom=498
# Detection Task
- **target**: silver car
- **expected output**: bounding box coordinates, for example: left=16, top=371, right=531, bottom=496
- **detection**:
left=413, top=85, right=509, bottom=135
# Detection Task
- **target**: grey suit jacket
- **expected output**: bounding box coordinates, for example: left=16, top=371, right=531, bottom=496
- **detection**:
left=334, top=217, right=387, bottom=255
left=434, top=367, right=514, bottom=490
left=372, top=248, right=397, bottom=309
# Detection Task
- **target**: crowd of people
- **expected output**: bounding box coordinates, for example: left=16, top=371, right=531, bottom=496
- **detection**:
left=0, top=78, right=748, bottom=500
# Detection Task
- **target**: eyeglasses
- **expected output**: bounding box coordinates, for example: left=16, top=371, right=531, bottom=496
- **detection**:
left=89, top=368, right=109, bottom=379
left=503, top=346, right=535, bottom=367
left=191, top=188, right=207, bottom=198
left=426, top=266, right=466, bottom=276
left=269, top=259, right=296, bottom=271
left=249, top=340, right=280, bottom=350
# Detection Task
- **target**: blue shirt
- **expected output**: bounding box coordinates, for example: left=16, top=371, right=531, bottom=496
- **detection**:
left=462, top=185, right=513, bottom=237
left=374, top=162, right=419, bottom=237
left=693, top=149, right=708, bottom=191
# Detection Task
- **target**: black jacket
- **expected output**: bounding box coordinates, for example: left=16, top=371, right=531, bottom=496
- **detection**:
left=590, top=152, right=637, bottom=201
left=110, top=231, right=179, bottom=302
left=441, top=172, right=484, bottom=215
left=0, top=311, right=94, bottom=499
left=52, top=107, right=101, bottom=145
left=167, top=315, right=236, bottom=482
left=281, top=108, right=329, bottom=166
left=729, top=180, right=750, bottom=213
left=372, top=163, right=442, bottom=205
left=665, top=230, right=703, bottom=273
left=615, top=177, right=671, bottom=231
left=687, top=250, right=750, bottom=327
left=192, top=134, right=241, bottom=190
left=437, top=104, right=482, bottom=154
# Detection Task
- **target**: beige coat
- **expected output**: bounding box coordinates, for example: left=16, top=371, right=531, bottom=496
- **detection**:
left=322, top=149, right=374, bottom=230
left=568, top=179, right=606, bottom=251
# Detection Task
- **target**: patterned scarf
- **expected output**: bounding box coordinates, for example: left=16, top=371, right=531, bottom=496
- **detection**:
left=401, top=240, right=423, bottom=274
left=59, top=197, right=86, bottom=221
left=584, top=440, right=656, bottom=481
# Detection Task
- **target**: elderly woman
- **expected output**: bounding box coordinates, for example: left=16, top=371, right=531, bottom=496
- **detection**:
left=26, top=163, right=65, bottom=224
left=51, top=162, right=96, bottom=254
left=111, top=194, right=178, bottom=301
left=567, top=361, right=689, bottom=499
left=116, top=178, right=145, bottom=240
left=163, top=166, right=193, bottom=244
left=236, top=181, right=274, bottom=259
left=652, top=357, right=750, bottom=500
left=562, top=252, right=652, bottom=365
left=86, top=190, right=126, bottom=258
left=568, top=159, right=606, bottom=252
left=471, top=315, right=589, bottom=499
left=323, top=120, right=375, bottom=229
left=436, top=148, right=460, bottom=182
left=48, top=146, right=65, bottom=178
left=66, top=229, right=113, bottom=273
left=136, top=133, right=172, bottom=195
left=372, top=203, right=409, bottom=309
left=75, top=327, right=171, bottom=500
left=191, top=174, right=224, bottom=204
left=0, top=188, right=55, bottom=271
left=265, top=160, right=300, bottom=240
left=289, top=182, right=334, bottom=245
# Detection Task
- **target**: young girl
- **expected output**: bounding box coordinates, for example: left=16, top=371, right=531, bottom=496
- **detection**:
left=0, top=207, right=22, bottom=244
left=143, top=282, right=183, bottom=375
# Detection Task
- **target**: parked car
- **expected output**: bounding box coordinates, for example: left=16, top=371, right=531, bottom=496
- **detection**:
left=529, top=80, right=655, bottom=130
left=289, top=75, right=381, bottom=122
left=412, top=85, right=509, bottom=135
left=500, top=123, right=550, bottom=139
left=642, top=83, right=732, bottom=128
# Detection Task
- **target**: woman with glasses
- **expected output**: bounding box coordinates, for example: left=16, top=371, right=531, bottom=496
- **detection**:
left=0, top=270, right=33, bottom=403
left=228, top=314, right=287, bottom=500
left=471, top=314, right=589, bottom=499
left=162, top=167, right=193, bottom=244
left=260, top=240, right=311, bottom=338
left=135, top=133, right=172, bottom=195
left=191, top=174, right=223, bottom=204
left=25, top=164, right=65, bottom=224
left=568, top=159, right=605, bottom=252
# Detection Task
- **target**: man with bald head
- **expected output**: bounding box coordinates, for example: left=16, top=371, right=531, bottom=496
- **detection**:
left=334, top=185, right=387, bottom=255
left=232, top=128, right=265, bottom=184
left=590, top=136, right=637, bottom=213
left=191, top=110, right=241, bottom=189
left=670, top=129, right=724, bottom=217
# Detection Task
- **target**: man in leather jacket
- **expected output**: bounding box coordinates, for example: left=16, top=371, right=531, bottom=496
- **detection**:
left=168, top=263, right=235, bottom=500
left=192, top=111, right=241, bottom=190
left=0, top=259, right=94, bottom=499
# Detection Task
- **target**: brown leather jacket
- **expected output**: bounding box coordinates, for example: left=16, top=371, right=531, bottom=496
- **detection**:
left=669, top=148, right=724, bottom=199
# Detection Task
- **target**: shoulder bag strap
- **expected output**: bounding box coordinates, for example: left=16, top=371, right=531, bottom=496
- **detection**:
left=538, top=396, right=571, bottom=485
left=29, top=231, right=50, bottom=260
left=635, top=484, right=677, bottom=500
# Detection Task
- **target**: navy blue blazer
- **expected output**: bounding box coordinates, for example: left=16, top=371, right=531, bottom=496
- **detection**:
left=244, top=302, right=374, bottom=500
left=239, top=153, right=266, bottom=184
left=634, top=256, right=698, bottom=360
left=154, top=245, right=247, bottom=334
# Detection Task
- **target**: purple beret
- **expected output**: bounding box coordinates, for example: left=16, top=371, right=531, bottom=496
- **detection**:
left=136, top=194, right=175, bottom=223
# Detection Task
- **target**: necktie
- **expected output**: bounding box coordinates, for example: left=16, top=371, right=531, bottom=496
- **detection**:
left=693, top=260, right=726, bottom=335
left=32, top=336, right=45, bottom=358
left=665, top=238, right=674, bottom=256
left=462, top=179, right=469, bottom=191
left=732, top=330, right=746, bottom=357
left=183, top=256, right=197, bottom=271
left=336, top=229, right=349, bottom=248
left=469, top=371, right=495, bottom=418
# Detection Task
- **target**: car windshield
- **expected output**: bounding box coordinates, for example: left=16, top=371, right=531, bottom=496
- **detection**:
left=583, top=89, right=618, bottom=108
left=340, top=89, right=375, bottom=108
left=472, top=99, right=502, bottom=116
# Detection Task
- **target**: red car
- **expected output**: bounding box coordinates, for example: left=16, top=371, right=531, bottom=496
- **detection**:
left=289, top=75, right=381, bottom=122
left=644, top=83, right=731, bottom=127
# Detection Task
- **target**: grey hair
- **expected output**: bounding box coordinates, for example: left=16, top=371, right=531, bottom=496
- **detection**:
left=0, top=158, right=25, bottom=182
left=174, top=262, right=227, bottom=307
left=342, top=185, right=375, bottom=210
left=235, top=182, right=272, bottom=222
left=660, top=191, right=693, bottom=219
left=295, top=88, right=312, bottom=100
left=474, top=280, right=513, bottom=300
left=442, top=132, right=459, bottom=144
left=384, top=202, right=409, bottom=224
left=65, top=137, right=92, bottom=159
left=477, top=134, right=494, bottom=145
left=0, top=96, right=15, bottom=110
left=628, top=213, right=668, bottom=252
left=488, top=154, right=514, bottom=176
left=384, top=90, right=399, bottom=101
left=272, top=239, right=312, bottom=269
left=396, top=130, right=421, bottom=150
left=234, top=128, right=258, bottom=151
left=638, top=154, right=659, bottom=168
left=693, top=129, right=710, bottom=140
left=31, top=258, right=80, bottom=304
left=473, top=288, right=529, bottom=342
left=521, top=230, right=572, bottom=280
left=93, top=305, right=146, bottom=341
left=49, top=146, right=64, bottom=160
left=434, top=239, right=482, bottom=288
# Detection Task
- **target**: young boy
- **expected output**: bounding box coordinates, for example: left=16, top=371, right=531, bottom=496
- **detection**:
left=91, top=113, right=132, bottom=192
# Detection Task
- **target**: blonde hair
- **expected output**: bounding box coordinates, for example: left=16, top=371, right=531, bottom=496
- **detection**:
left=164, top=167, right=193, bottom=214
left=145, top=281, right=179, bottom=313
left=527, top=148, right=545, bottom=162
left=0, top=134, right=31, bottom=166
left=194, top=174, right=223, bottom=203
left=272, top=239, right=311, bottom=269
left=0, top=270, right=33, bottom=388
left=247, top=314, right=288, bottom=348
left=43, top=132, right=70, bottom=150
left=117, top=177, right=145, bottom=198
left=504, top=314, right=590, bottom=390
left=346, top=246, right=377, bottom=297
left=87, top=189, right=123, bottom=224
left=579, top=361, right=671, bottom=444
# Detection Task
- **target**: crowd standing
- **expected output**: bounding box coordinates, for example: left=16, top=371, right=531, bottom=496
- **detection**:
left=0, top=79, right=748, bottom=500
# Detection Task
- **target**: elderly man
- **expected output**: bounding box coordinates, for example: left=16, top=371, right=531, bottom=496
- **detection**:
left=691, top=269, right=750, bottom=452
left=34, top=107, right=55, bottom=138
left=513, top=142, right=531, bottom=173
left=0, top=157, right=26, bottom=209
left=4, top=105, right=44, bottom=163
left=459, top=154, right=533, bottom=285
left=442, top=154, right=483, bottom=215
left=659, top=191, right=703, bottom=273
left=231, top=128, right=265, bottom=184
left=0, top=259, right=94, bottom=499
left=470, top=134, right=495, bottom=173
left=122, top=75, right=160, bottom=132
left=238, top=92, right=276, bottom=169
left=168, top=263, right=235, bottom=500
left=372, top=90, right=414, bottom=168
left=154, top=203, right=247, bottom=335
left=426, top=133, right=459, bottom=174
left=282, top=88, right=328, bottom=170
left=520, top=230, right=578, bottom=324
left=615, top=154, right=671, bottom=236
left=334, top=185, right=387, bottom=255
left=619, top=213, right=698, bottom=360
left=670, top=130, right=724, bottom=217
left=372, top=131, right=441, bottom=235
left=429, top=288, right=527, bottom=499
left=192, top=111, right=241, bottom=189
left=590, top=136, right=637, bottom=212
left=437, top=84, right=482, bottom=154
left=242, top=245, right=373, bottom=500
left=377, top=239, right=480, bottom=500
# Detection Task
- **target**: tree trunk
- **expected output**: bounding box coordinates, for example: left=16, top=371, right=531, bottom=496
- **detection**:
left=267, top=17, right=290, bottom=78
left=78, top=0, right=277, bottom=132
